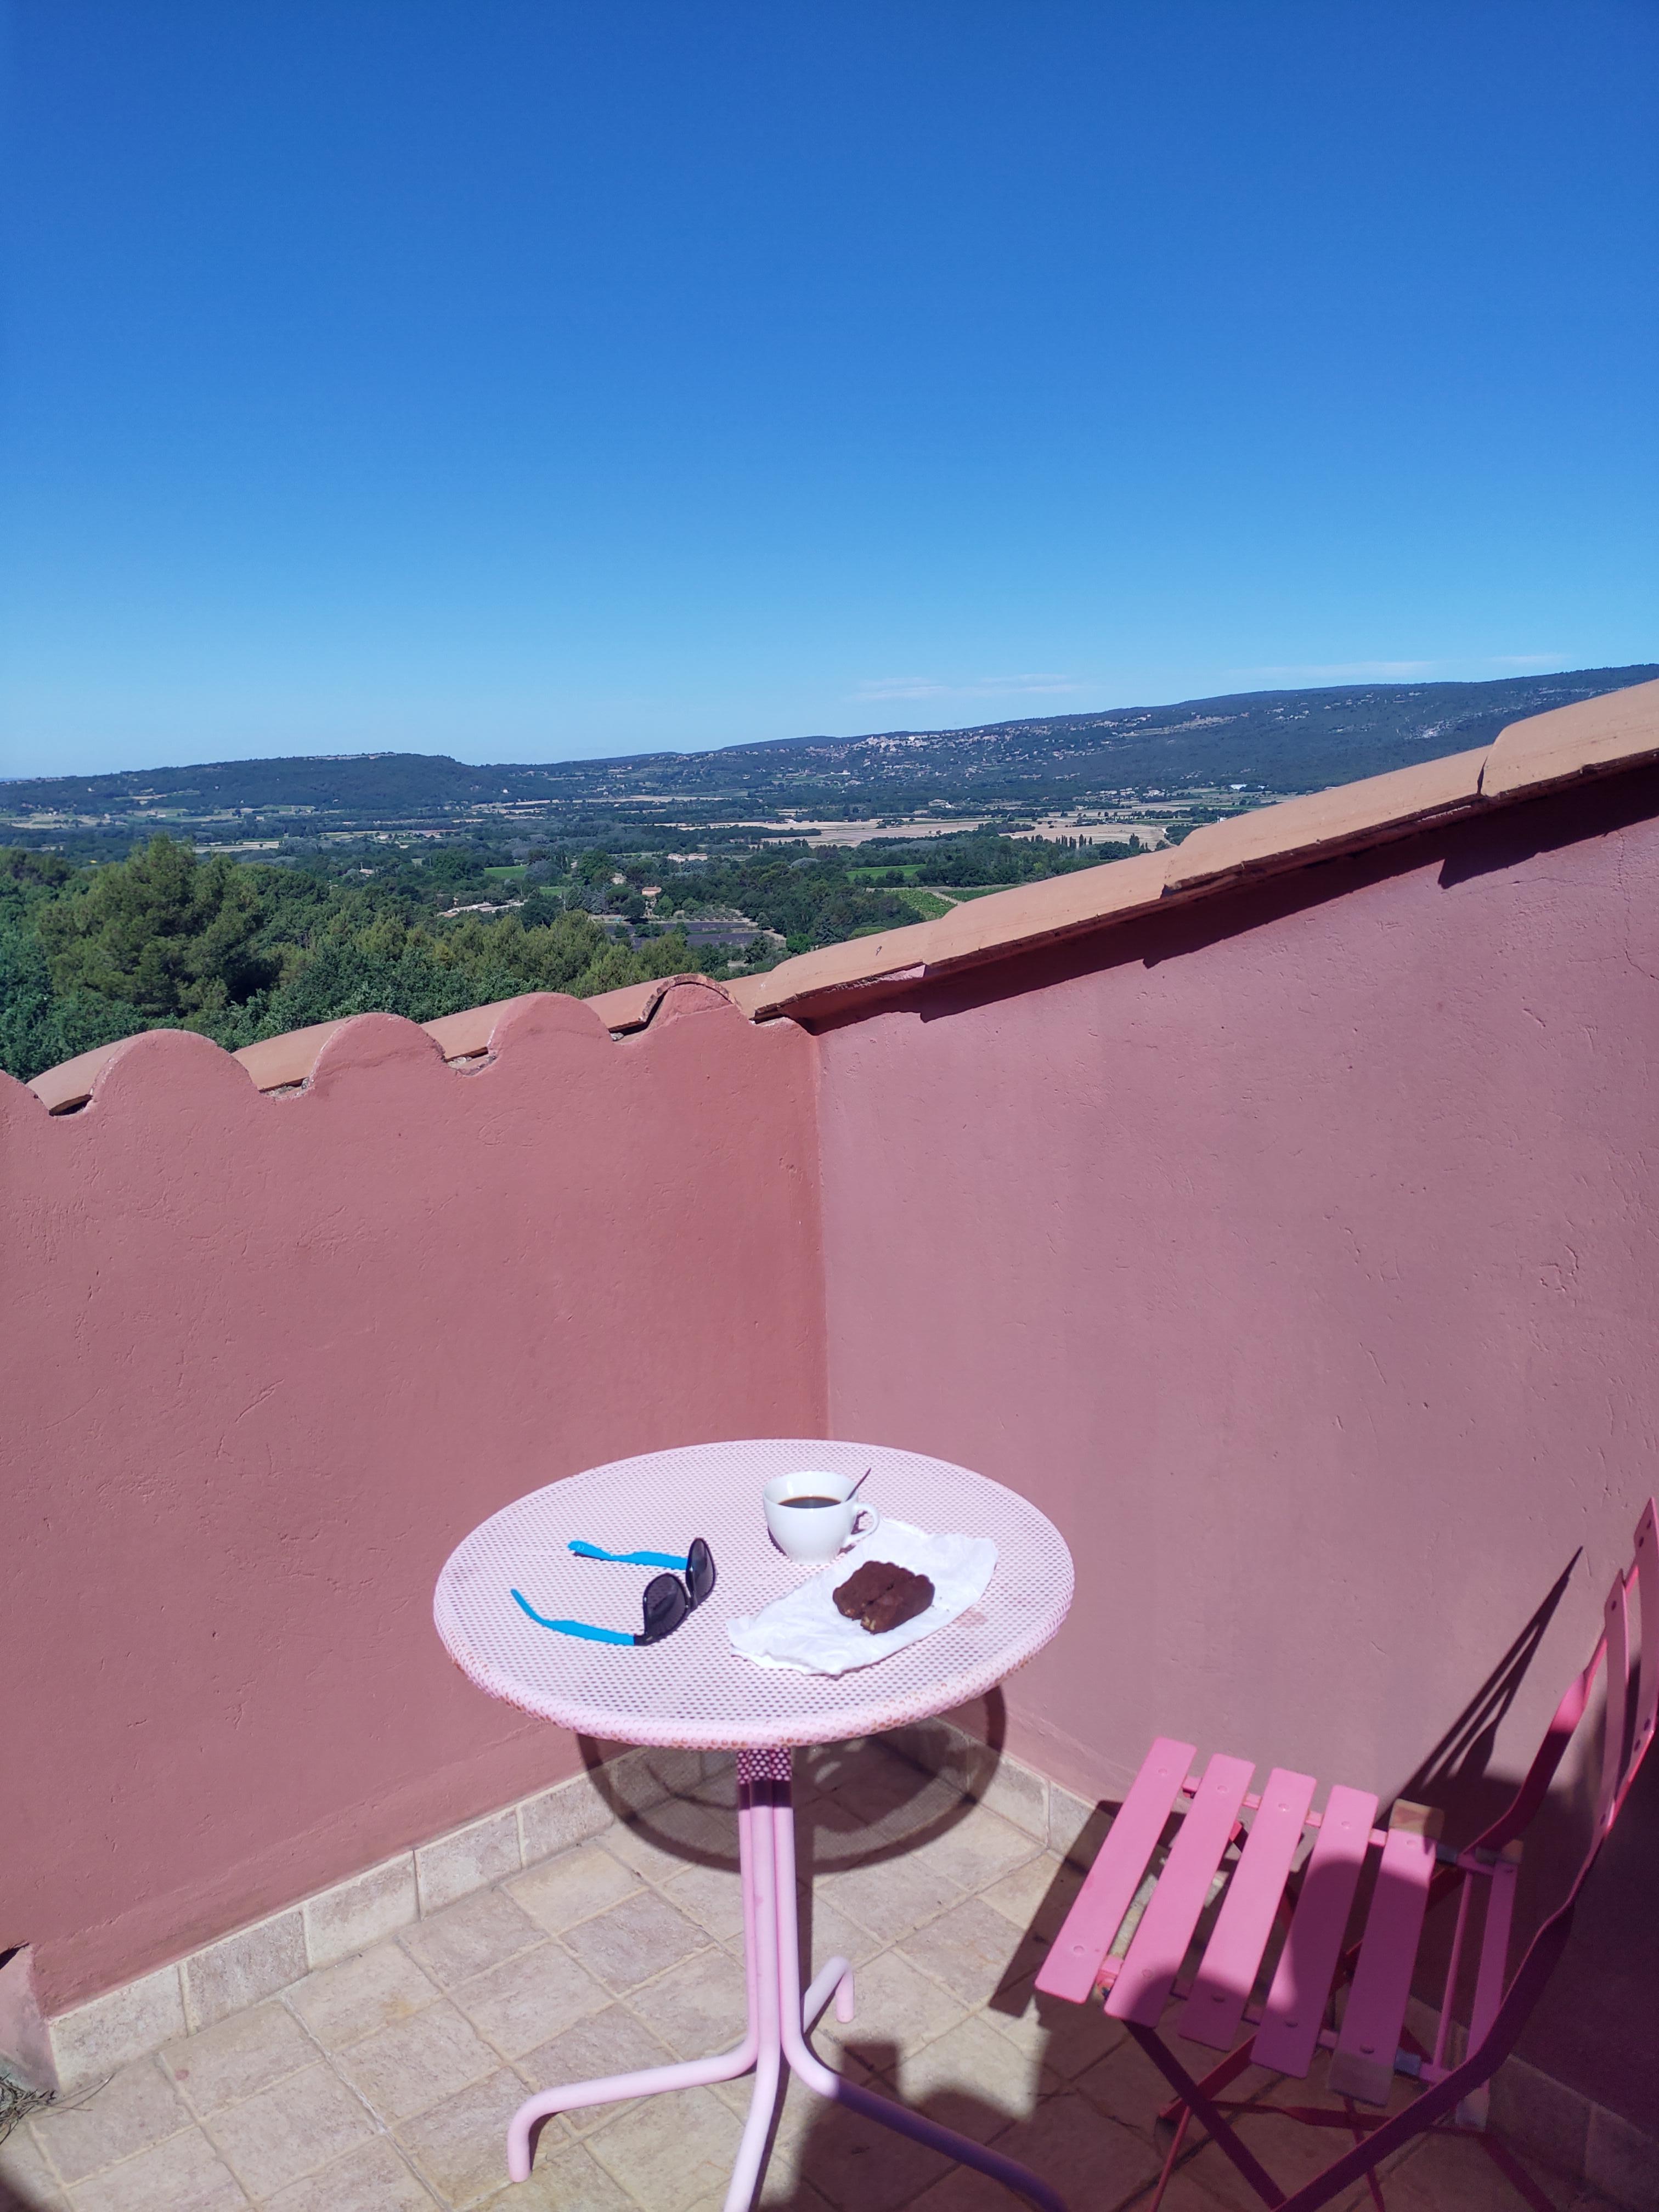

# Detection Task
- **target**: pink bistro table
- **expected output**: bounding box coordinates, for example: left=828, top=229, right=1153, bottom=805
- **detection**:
left=433, top=1438, right=1075, bottom=2212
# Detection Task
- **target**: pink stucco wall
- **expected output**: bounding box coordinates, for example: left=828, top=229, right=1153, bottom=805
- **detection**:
left=2, top=985, right=823, bottom=2015
left=815, top=771, right=1659, bottom=2125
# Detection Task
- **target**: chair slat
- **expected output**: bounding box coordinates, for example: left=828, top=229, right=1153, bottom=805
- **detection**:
left=1329, top=1799, right=1442, bottom=2104
left=1107, top=1752, right=1255, bottom=2025
left=1179, top=1766, right=1316, bottom=2051
left=1035, top=1737, right=1196, bottom=2004
left=1253, top=1782, right=1377, bottom=2078
left=1630, top=1502, right=1658, bottom=1788
left=1596, top=1572, right=1630, bottom=1832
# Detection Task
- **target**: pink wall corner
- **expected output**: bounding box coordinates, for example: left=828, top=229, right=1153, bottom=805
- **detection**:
left=2, top=994, right=824, bottom=2013
left=814, top=773, right=1659, bottom=2127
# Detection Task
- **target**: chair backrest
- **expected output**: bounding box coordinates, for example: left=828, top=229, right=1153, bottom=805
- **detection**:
left=1460, top=1496, right=1657, bottom=2078
left=1471, top=1496, right=1657, bottom=1865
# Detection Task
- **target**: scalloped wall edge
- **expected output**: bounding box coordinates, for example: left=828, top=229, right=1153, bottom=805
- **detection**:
left=22, top=676, right=1659, bottom=1101
left=25, top=972, right=727, bottom=1115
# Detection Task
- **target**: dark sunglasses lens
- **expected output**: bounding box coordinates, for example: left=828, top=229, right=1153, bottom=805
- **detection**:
left=686, top=1538, right=716, bottom=1607
left=639, top=1573, right=690, bottom=1645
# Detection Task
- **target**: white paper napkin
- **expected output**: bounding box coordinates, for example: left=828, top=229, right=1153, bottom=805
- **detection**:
left=726, top=1520, right=997, bottom=1675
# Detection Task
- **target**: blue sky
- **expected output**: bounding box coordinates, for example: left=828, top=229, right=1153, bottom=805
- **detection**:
left=3, top=1, right=1656, bottom=777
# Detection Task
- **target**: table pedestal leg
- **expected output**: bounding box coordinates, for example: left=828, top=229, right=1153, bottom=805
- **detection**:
left=506, top=1749, right=1069, bottom=2211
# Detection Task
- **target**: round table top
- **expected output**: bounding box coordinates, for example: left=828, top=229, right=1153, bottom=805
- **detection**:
left=433, top=1438, right=1074, bottom=1751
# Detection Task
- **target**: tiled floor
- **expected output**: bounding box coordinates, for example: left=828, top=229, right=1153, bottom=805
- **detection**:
left=0, top=1743, right=1621, bottom=2212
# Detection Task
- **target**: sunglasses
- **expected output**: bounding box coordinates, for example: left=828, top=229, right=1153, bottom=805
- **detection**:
left=511, top=1537, right=716, bottom=1647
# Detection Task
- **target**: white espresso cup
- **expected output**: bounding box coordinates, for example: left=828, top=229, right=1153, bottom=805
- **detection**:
left=763, top=1470, right=881, bottom=1562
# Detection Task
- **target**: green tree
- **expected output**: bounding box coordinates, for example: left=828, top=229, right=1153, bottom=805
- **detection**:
left=36, top=835, right=278, bottom=1023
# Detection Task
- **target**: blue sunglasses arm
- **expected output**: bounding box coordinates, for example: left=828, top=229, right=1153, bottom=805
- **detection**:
left=567, top=1540, right=690, bottom=1571
left=511, top=1588, right=635, bottom=1644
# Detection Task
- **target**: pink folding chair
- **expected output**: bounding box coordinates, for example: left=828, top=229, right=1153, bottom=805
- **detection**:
left=1035, top=1499, right=1658, bottom=2212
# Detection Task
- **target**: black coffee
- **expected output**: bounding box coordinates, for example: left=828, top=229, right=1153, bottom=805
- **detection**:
left=782, top=1494, right=840, bottom=1508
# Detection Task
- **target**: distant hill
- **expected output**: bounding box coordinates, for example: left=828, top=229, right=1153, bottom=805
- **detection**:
left=4, top=665, right=1654, bottom=837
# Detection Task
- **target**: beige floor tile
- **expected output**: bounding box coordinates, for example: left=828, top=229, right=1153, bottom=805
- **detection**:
left=332, top=1999, right=499, bottom=2127
left=902, top=1807, right=1042, bottom=1899
left=161, top=2003, right=315, bottom=2119
left=1065, top=2019, right=1178, bottom=2134
left=1326, top=2128, right=1579, bottom=2212
left=979, top=1853, right=1085, bottom=1940
left=475, top=2135, right=636, bottom=2211
left=810, top=1948, right=965, bottom=2070
left=585, top=2083, right=744, bottom=2212
left=0, top=2121, right=68, bottom=2209
left=601, top=1815, right=726, bottom=1889
left=30, top=2059, right=192, bottom=2187
left=397, top=1888, right=544, bottom=1993
left=807, top=1782, right=965, bottom=1874
left=257, top=2131, right=432, bottom=2212
left=692, top=1752, right=740, bottom=1808
left=893, top=1897, right=1032, bottom=2012
left=991, top=1979, right=1126, bottom=2086
left=256, top=2141, right=429, bottom=2212
left=67, top=2124, right=249, bottom=2212
left=560, top=1892, right=709, bottom=1996
left=629, top=1793, right=740, bottom=1870
left=765, top=2080, right=957, bottom=2212
left=451, top=1942, right=611, bottom=2060
left=815, top=1853, right=965, bottom=1949
left=281, top=1942, right=438, bottom=2052
left=661, top=1857, right=748, bottom=1945
left=1161, top=2102, right=1412, bottom=2212
left=394, top=2066, right=532, bottom=2209
left=202, top=2061, right=377, bottom=2200
left=513, top=2000, right=679, bottom=2135
left=927, top=2087, right=1159, bottom=2212
left=883, top=2012, right=1059, bottom=2147
left=508, top=1843, right=643, bottom=1938
left=808, top=1776, right=957, bottom=1860
left=760, top=2179, right=837, bottom=2212
left=1115, top=2162, right=1243, bottom=2211
left=752, top=2073, right=878, bottom=2209
left=795, top=1889, right=888, bottom=1974
left=628, top=1946, right=751, bottom=2062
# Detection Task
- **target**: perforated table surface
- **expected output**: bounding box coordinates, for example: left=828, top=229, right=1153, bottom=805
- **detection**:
left=434, top=1437, right=1075, bottom=1751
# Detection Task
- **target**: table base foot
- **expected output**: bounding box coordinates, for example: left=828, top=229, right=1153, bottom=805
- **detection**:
left=511, top=1758, right=1068, bottom=2211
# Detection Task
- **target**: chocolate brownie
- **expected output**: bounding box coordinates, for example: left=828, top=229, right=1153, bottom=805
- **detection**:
left=833, top=1559, right=935, bottom=1634
left=833, top=1560, right=899, bottom=1620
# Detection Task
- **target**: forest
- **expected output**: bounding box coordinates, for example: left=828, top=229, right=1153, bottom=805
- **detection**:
left=0, top=828, right=1131, bottom=1083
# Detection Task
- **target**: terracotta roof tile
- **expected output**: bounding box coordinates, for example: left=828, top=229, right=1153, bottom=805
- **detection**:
left=26, top=1037, right=141, bottom=1114
left=584, top=973, right=716, bottom=1032
left=922, top=851, right=1171, bottom=972
left=233, top=1019, right=354, bottom=1091
left=734, top=924, right=933, bottom=1020
left=1480, top=676, right=1659, bottom=802
left=1164, top=748, right=1488, bottom=893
